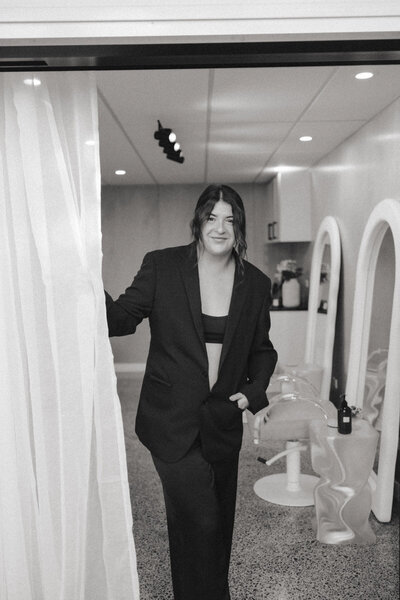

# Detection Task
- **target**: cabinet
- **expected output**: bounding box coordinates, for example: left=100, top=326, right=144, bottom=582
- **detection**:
left=266, top=171, right=312, bottom=242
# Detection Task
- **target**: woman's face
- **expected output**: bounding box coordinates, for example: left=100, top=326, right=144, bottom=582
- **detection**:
left=200, top=200, right=236, bottom=258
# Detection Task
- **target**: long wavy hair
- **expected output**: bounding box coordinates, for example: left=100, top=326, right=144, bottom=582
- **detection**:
left=190, top=184, right=247, bottom=267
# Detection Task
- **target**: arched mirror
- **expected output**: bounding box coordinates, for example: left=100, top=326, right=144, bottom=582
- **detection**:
left=346, top=198, right=400, bottom=523
left=303, top=216, right=341, bottom=401
left=279, top=216, right=341, bottom=402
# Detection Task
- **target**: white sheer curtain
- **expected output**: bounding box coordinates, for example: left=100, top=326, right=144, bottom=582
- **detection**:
left=0, top=72, right=139, bottom=600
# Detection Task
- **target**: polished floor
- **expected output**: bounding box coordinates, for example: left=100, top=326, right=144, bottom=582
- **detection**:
left=117, top=375, right=399, bottom=600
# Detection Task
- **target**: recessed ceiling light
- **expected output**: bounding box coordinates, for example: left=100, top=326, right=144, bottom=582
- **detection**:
left=355, top=72, right=374, bottom=80
left=299, top=136, right=313, bottom=142
left=115, top=170, right=126, bottom=175
left=23, top=77, right=41, bottom=86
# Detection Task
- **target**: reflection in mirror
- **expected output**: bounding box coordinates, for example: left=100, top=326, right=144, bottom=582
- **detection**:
left=313, top=245, right=331, bottom=386
left=318, top=246, right=331, bottom=314
left=363, top=229, right=394, bottom=431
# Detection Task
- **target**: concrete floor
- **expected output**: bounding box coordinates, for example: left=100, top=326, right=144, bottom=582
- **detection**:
left=117, top=375, right=399, bottom=600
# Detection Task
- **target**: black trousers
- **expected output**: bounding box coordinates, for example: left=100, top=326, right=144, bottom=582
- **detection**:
left=152, top=439, right=239, bottom=600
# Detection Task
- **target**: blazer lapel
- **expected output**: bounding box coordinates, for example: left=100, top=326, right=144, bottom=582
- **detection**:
left=178, top=244, right=249, bottom=375
left=218, top=261, right=248, bottom=374
left=178, top=243, right=206, bottom=350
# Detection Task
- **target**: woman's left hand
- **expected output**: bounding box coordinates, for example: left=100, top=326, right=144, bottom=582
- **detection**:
left=229, top=392, right=249, bottom=411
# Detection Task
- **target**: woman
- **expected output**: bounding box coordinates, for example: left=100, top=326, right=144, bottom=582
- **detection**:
left=105, top=184, right=277, bottom=600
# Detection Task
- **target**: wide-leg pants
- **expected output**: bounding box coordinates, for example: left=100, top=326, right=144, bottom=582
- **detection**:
left=152, top=440, right=239, bottom=600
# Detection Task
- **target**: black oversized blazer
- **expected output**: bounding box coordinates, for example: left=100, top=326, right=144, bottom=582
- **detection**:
left=105, top=242, right=277, bottom=463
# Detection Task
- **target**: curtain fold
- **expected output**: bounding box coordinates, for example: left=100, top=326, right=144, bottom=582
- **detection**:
left=0, top=72, right=139, bottom=600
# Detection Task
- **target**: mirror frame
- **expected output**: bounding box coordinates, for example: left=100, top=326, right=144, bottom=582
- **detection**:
left=346, top=198, right=400, bottom=522
left=304, top=216, right=341, bottom=403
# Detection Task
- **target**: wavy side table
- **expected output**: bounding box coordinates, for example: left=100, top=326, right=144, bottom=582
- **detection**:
left=310, top=419, right=379, bottom=545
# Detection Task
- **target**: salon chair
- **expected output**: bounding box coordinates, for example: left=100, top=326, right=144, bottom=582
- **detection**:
left=248, top=216, right=341, bottom=506
left=251, top=376, right=336, bottom=506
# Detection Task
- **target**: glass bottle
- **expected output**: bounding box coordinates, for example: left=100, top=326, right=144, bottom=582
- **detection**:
left=338, top=395, right=352, bottom=434
left=271, top=273, right=281, bottom=308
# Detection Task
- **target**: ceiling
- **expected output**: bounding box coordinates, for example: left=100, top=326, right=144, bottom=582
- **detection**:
left=96, top=64, right=400, bottom=187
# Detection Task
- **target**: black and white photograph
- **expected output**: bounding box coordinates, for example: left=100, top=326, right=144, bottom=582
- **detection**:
left=1, top=3, right=399, bottom=600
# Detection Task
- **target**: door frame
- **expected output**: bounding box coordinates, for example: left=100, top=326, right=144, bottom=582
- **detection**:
left=1, top=38, right=400, bottom=72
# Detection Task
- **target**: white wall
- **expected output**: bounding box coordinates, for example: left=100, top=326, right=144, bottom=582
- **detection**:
left=310, top=96, right=400, bottom=396
left=1, top=1, right=400, bottom=44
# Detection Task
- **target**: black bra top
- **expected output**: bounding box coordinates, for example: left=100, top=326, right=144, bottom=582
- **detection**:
left=202, top=313, right=228, bottom=344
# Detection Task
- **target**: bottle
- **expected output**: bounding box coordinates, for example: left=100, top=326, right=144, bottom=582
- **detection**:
left=271, top=273, right=281, bottom=308
left=338, top=395, right=352, bottom=434
left=282, top=278, right=300, bottom=308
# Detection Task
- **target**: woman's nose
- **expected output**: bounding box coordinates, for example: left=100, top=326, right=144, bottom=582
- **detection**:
left=216, top=219, right=225, bottom=232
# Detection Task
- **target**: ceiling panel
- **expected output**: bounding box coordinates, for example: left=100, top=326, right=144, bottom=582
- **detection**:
left=208, top=121, right=293, bottom=150
left=98, top=98, right=156, bottom=186
left=207, top=123, right=293, bottom=170
left=211, top=66, right=336, bottom=123
left=273, top=120, right=367, bottom=163
left=207, top=121, right=294, bottom=182
left=206, top=152, right=271, bottom=184
left=96, top=69, right=210, bottom=122
left=255, top=120, right=369, bottom=182
left=303, top=64, right=400, bottom=122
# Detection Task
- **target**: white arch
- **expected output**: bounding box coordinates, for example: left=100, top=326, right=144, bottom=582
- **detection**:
left=304, top=216, right=341, bottom=402
left=346, top=198, right=400, bottom=522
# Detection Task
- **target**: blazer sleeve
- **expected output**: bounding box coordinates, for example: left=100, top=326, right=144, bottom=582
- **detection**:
left=239, top=284, right=278, bottom=414
left=105, top=251, right=156, bottom=337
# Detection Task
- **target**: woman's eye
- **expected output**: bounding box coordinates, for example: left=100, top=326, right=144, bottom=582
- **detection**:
left=207, top=215, right=215, bottom=222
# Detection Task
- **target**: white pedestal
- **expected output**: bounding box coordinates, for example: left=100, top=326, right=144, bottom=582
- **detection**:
left=254, top=473, right=318, bottom=507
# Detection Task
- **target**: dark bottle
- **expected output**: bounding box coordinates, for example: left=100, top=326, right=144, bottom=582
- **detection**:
left=271, top=274, right=281, bottom=308
left=338, top=395, right=352, bottom=434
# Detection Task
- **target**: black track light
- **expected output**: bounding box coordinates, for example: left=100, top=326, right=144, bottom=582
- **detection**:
left=154, top=120, right=184, bottom=164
